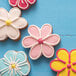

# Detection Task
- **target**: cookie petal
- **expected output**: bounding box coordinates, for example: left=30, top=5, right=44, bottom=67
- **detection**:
left=70, top=70, right=76, bottom=76
left=7, top=26, right=20, bottom=40
left=19, top=63, right=30, bottom=75
left=4, top=51, right=17, bottom=61
left=28, top=25, right=40, bottom=39
left=1, top=71, right=9, bottom=76
left=0, top=26, right=7, bottom=41
left=44, top=34, right=60, bottom=46
left=27, top=0, right=36, bottom=4
left=70, top=49, right=76, bottom=63
left=56, top=49, right=69, bottom=63
left=72, top=64, right=76, bottom=72
left=70, top=50, right=76, bottom=72
left=22, top=36, right=38, bottom=48
left=29, top=44, right=41, bottom=60
left=0, top=59, right=9, bottom=74
left=18, top=0, right=29, bottom=10
left=57, top=69, right=68, bottom=76
left=42, top=44, right=54, bottom=58
left=41, top=24, right=52, bottom=39
left=12, top=18, right=28, bottom=29
left=50, top=59, right=66, bottom=72
left=16, top=51, right=27, bottom=63
left=9, top=0, right=18, bottom=7
left=9, top=7, right=21, bottom=21
left=0, top=8, right=8, bottom=20
left=0, top=20, right=5, bottom=27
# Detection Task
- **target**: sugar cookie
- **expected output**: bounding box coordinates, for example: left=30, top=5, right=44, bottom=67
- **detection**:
left=0, top=51, right=30, bottom=76
left=22, top=24, right=60, bottom=60
left=0, top=7, right=28, bottom=41
left=9, top=0, right=37, bottom=10
left=50, top=48, right=76, bottom=76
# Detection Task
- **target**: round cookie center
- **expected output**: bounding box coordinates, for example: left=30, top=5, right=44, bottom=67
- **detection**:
left=11, top=64, right=16, bottom=69
left=67, top=64, right=71, bottom=69
left=38, top=38, right=43, bottom=44
left=6, top=20, right=12, bottom=26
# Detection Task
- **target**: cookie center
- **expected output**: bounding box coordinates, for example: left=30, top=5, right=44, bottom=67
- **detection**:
left=67, top=64, right=71, bottom=69
left=38, top=38, right=43, bottom=44
left=11, top=64, right=16, bottom=69
left=6, top=20, right=12, bottom=26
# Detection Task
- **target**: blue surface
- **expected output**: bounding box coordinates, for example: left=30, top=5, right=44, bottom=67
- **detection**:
left=0, top=0, right=76, bottom=76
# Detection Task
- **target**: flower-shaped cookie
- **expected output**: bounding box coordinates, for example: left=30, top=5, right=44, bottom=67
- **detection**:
left=0, top=51, right=30, bottom=76
left=0, top=7, right=28, bottom=41
left=22, top=24, right=60, bottom=60
left=9, top=0, right=36, bottom=10
left=50, top=48, right=76, bottom=76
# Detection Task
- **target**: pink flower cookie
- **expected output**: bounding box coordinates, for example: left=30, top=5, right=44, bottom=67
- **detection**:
left=22, top=24, right=60, bottom=60
left=50, top=48, right=76, bottom=76
left=0, top=7, right=28, bottom=41
left=9, top=0, right=37, bottom=10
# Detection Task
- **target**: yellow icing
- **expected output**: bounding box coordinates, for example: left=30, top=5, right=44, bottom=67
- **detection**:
left=57, top=49, right=69, bottom=62
left=70, top=50, right=76, bottom=63
left=51, top=49, right=76, bottom=76
left=11, top=64, right=16, bottom=69
left=51, top=60, right=66, bottom=71
left=6, top=20, right=12, bottom=26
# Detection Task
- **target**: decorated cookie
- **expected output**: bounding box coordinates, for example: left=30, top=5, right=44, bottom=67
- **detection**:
left=0, top=7, right=28, bottom=41
left=0, top=51, right=30, bottom=76
left=50, top=48, right=76, bottom=76
left=22, top=24, right=60, bottom=60
left=9, top=0, right=37, bottom=10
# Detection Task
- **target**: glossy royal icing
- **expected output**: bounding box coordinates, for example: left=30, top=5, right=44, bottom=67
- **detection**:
left=0, top=51, right=30, bottom=76
left=0, top=7, right=28, bottom=41
left=22, top=24, right=60, bottom=60
left=50, top=48, right=76, bottom=76
left=9, top=0, right=37, bottom=10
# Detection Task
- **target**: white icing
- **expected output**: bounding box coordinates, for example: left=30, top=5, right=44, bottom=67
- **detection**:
left=27, top=0, right=36, bottom=4
left=0, top=8, right=8, bottom=20
left=9, top=7, right=21, bottom=21
left=18, top=0, right=29, bottom=10
left=0, top=51, right=30, bottom=76
left=0, top=7, right=28, bottom=41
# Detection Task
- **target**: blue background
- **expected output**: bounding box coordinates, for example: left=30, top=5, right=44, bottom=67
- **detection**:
left=0, top=0, right=76, bottom=76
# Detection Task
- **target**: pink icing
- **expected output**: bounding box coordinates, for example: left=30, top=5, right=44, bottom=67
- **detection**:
left=22, top=37, right=38, bottom=48
left=27, top=0, right=36, bottom=3
left=42, top=44, right=54, bottom=58
left=41, top=24, right=52, bottom=39
left=9, top=0, right=36, bottom=10
left=67, top=64, right=71, bottom=69
left=68, top=70, right=70, bottom=76
left=72, top=62, right=76, bottom=65
left=38, top=38, right=43, bottom=44
left=72, top=68, right=76, bottom=72
left=28, top=26, right=40, bottom=38
left=9, top=0, right=17, bottom=6
left=22, top=24, right=60, bottom=60
left=50, top=49, right=76, bottom=76
left=58, top=59, right=66, bottom=64
left=29, top=44, right=41, bottom=59
left=18, top=0, right=29, bottom=9
left=50, top=59, right=66, bottom=72
left=44, top=34, right=60, bottom=46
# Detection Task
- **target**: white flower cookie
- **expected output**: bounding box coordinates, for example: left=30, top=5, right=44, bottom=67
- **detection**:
left=0, top=51, right=30, bottom=76
left=0, top=7, right=28, bottom=41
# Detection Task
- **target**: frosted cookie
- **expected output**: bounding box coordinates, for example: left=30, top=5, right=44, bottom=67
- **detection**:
left=9, top=0, right=37, bottom=10
left=0, top=7, right=28, bottom=41
left=22, top=24, right=60, bottom=60
left=0, top=51, right=30, bottom=76
left=50, top=48, right=76, bottom=76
